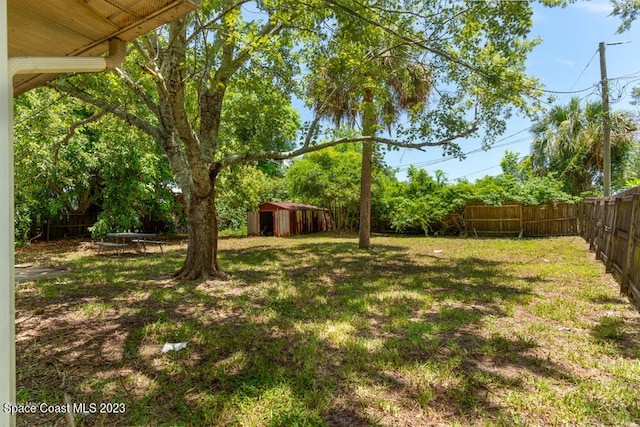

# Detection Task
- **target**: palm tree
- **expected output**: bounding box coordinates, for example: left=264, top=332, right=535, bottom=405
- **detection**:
left=309, top=40, right=430, bottom=249
left=531, top=97, right=637, bottom=195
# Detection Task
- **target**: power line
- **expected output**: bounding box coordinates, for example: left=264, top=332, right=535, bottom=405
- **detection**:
left=562, top=49, right=599, bottom=103
left=608, top=68, right=640, bottom=81
left=453, top=154, right=528, bottom=180
left=454, top=164, right=502, bottom=180
left=396, top=136, right=533, bottom=171
left=542, top=82, right=600, bottom=95
left=394, top=127, right=533, bottom=171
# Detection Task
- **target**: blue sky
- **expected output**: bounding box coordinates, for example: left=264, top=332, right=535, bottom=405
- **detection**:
left=379, top=1, right=640, bottom=182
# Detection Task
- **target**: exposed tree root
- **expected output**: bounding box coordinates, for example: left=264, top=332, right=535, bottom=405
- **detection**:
left=173, top=265, right=227, bottom=281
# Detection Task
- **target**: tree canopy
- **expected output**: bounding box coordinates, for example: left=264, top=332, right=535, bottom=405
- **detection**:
left=40, top=0, right=553, bottom=279
left=612, top=0, right=640, bottom=32
left=530, top=97, right=638, bottom=196
left=13, top=87, right=181, bottom=243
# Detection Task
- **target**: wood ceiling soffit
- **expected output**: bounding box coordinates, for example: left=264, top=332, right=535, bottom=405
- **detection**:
left=8, top=0, right=200, bottom=96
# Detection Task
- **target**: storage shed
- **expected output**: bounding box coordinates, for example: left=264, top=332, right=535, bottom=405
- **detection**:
left=248, top=202, right=330, bottom=237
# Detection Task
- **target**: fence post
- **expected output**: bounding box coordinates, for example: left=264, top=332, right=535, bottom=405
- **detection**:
left=464, top=205, right=468, bottom=237
left=518, top=204, right=524, bottom=237
left=596, top=200, right=607, bottom=260
left=577, top=202, right=582, bottom=237
left=583, top=201, right=590, bottom=239
left=589, top=200, right=598, bottom=250
left=622, top=194, right=640, bottom=295
left=606, top=197, right=621, bottom=272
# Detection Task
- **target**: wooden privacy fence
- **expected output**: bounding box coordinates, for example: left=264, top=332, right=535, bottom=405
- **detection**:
left=579, top=188, right=640, bottom=308
left=33, top=212, right=98, bottom=241
left=29, top=211, right=172, bottom=241
left=464, top=203, right=579, bottom=237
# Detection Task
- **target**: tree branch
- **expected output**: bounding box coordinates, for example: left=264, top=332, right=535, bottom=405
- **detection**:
left=325, top=0, right=493, bottom=79
left=113, top=67, right=161, bottom=117
left=303, top=115, right=322, bottom=148
left=186, top=0, right=252, bottom=45
left=54, top=109, right=110, bottom=166
left=217, top=123, right=479, bottom=169
left=48, top=82, right=160, bottom=140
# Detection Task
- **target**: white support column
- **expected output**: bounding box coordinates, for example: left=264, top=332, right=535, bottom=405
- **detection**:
left=0, top=0, right=16, bottom=425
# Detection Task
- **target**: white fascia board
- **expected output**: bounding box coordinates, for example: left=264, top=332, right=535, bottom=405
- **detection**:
left=9, top=38, right=125, bottom=79
left=0, top=0, right=16, bottom=425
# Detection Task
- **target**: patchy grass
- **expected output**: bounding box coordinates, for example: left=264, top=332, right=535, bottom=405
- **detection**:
left=14, top=235, right=640, bottom=426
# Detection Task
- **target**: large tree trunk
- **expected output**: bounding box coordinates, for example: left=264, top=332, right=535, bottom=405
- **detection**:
left=174, top=179, right=223, bottom=280
left=359, top=89, right=376, bottom=250
left=359, top=140, right=372, bottom=249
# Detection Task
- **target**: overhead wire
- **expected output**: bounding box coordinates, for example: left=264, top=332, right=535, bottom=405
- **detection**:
left=394, top=126, right=531, bottom=167
left=394, top=133, right=534, bottom=171
left=448, top=73, right=640, bottom=181
left=561, top=48, right=598, bottom=104
left=454, top=164, right=502, bottom=180
left=453, top=154, right=528, bottom=180
left=393, top=51, right=640, bottom=175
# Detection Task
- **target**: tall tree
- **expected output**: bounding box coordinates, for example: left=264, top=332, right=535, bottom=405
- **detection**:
left=530, top=97, right=637, bottom=195
left=304, top=0, right=540, bottom=249
left=50, top=0, right=545, bottom=280
left=306, top=24, right=430, bottom=249
left=51, top=3, right=309, bottom=279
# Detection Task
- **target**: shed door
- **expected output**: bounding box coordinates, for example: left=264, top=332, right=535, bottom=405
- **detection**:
left=276, top=210, right=290, bottom=237
left=247, top=211, right=260, bottom=236
left=258, top=211, right=274, bottom=236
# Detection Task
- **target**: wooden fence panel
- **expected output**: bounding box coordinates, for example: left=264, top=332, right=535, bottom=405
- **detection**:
left=464, top=202, right=578, bottom=237
left=580, top=188, right=640, bottom=308
left=523, top=203, right=578, bottom=236
left=583, top=199, right=598, bottom=246
left=610, top=197, right=633, bottom=280
left=626, top=197, right=640, bottom=305
left=591, top=200, right=605, bottom=254
left=599, top=200, right=616, bottom=264
left=578, top=199, right=593, bottom=240
left=42, top=212, right=98, bottom=240
left=628, top=237, right=640, bottom=306
left=464, top=204, right=522, bottom=236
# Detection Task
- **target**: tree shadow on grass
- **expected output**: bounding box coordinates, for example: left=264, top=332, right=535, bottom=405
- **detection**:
left=13, top=239, right=628, bottom=426
left=590, top=315, right=640, bottom=359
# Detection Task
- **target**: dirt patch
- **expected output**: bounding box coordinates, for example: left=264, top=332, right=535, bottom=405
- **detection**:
left=15, top=265, right=69, bottom=283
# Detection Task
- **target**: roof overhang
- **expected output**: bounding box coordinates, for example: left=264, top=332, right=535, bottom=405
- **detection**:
left=9, top=0, right=201, bottom=96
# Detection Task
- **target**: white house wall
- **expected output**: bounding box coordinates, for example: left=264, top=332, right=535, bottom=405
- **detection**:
left=1, top=0, right=17, bottom=424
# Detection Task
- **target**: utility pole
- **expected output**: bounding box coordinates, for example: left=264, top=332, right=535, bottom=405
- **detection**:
left=599, top=40, right=631, bottom=198
left=599, top=41, right=611, bottom=197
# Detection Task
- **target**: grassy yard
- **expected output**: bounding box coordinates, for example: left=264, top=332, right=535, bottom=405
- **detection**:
left=14, top=235, right=640, bottom=426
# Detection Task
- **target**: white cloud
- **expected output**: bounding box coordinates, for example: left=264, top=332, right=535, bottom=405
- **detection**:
left=572, top=1, right=614, bottom=14
left=555, top=58, right=575, bottom=67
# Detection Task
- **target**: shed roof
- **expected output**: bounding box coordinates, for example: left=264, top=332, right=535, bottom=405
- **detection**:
left=260, top=202, right=329, bottom=211
left=9, top=0, right=201, bottom=96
